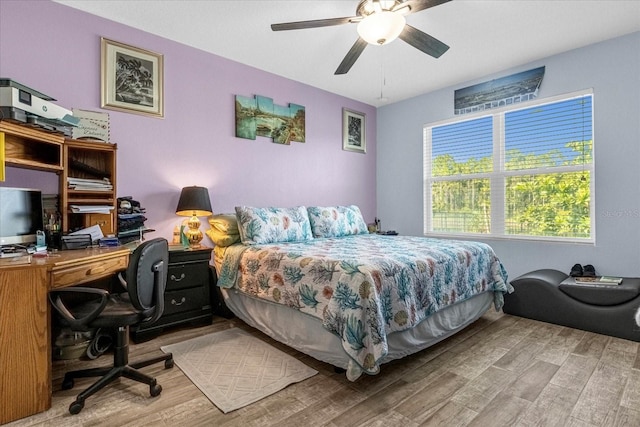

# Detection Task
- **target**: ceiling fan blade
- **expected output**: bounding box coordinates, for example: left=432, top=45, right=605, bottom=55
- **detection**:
left=271, top=16, right=359, bottom=31
left=335, top=38, right=368, bottom=75
left=396, top=0, right=451, bottom=14
left=399, top=24, right=449, bottom=58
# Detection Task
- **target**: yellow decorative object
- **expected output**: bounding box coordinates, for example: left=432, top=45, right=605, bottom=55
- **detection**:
left=0, top=132, right=5, bottom=181
left=175, top=186, right=212, bottom=249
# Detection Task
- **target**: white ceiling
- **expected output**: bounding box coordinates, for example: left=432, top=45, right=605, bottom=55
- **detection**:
left=54, top=0, right=640, bottom=107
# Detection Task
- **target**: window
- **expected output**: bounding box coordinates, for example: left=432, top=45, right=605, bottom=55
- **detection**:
left=424, top=90, right=593, bottom=242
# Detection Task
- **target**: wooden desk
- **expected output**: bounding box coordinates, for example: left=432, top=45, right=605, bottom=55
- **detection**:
left=0, top=247, right=129, bottom=425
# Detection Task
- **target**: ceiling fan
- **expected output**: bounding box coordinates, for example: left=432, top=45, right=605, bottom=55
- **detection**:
left=271, top=0, right=451, bottom=75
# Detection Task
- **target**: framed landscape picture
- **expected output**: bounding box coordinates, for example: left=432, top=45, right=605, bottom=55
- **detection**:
left=342, top=108, right=366, bottom=153
left=101, top=38, right=164, bottom=118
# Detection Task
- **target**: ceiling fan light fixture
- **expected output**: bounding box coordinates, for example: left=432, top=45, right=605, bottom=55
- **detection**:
left=357, top=11, right=405, bottom=45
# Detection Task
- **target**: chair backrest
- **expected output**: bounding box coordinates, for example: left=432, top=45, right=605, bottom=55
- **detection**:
left=125, top=238, right=169, bottom=323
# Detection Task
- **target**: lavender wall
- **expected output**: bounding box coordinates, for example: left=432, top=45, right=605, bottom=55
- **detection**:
left=0, top=0, right=377, bottom=244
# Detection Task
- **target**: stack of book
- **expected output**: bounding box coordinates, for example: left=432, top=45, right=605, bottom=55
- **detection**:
left=98, top=236, right=119, bottom=247
left=70, top=205, right=114, bottom=214
left=117, top=196, right=153, bottom=244
left=565, top=276, right=624, bottom=286
left=67, top=177, right=113, bottom=191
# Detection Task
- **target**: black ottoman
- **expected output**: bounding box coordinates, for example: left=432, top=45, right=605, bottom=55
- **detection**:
left=503, top=269, right=640, bottom=342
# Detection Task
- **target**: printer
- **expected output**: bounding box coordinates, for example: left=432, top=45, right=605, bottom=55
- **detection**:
left=0, top=78, right=80, bottom=135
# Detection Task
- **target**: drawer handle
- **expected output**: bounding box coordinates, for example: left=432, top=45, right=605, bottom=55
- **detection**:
left=170, top=273, right=186, bottom=282
left=87, top=266, right=108, bottom=275
left=171, top=297, right=186, bottom=306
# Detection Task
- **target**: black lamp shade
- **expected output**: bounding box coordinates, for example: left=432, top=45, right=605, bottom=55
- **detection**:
left=176, top=186, right=212, bottom=217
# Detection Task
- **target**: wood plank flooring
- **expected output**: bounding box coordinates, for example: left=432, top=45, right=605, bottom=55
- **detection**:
left=7, top=310, right=640, bottom=426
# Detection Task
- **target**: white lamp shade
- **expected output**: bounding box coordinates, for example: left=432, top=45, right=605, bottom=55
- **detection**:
left=357, top=11, right=406, bottom=45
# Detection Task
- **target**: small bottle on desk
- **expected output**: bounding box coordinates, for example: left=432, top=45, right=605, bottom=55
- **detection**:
left=172, top=226, right=181, bottom=244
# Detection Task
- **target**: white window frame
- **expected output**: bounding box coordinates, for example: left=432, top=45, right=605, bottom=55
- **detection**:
left=423, top=89, right=595, bottom=244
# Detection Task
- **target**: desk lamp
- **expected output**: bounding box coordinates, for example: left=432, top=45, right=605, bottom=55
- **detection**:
left=175, top=186, right=212, bottom=248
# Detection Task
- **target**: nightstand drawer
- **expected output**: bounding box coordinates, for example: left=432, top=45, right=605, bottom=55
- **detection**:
left=164, top=287, right=207, bottom=315
left=167, top=263, right=208, bottom=290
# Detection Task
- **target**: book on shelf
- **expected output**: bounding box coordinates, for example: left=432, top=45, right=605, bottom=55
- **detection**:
left=67, top=177, right=111, bottom=184
left=573, top=276, right=623, bottom=285
left=70, top=205, right=114, bottom=214
left=67, top=177, right=112, bottom=191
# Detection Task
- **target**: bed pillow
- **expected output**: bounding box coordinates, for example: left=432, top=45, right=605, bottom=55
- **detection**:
left=205, top=214, right=241, bottom=247
left=235, top=206, right=313, bottom=245
left=307, top=205, right=369, bottom=238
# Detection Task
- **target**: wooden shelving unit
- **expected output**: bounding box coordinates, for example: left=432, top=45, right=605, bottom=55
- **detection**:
left=0, top=121, right=64, bottom=172
left=1, top=121, right=117, bottom=235
left=62, top=139, right=117, bottom=234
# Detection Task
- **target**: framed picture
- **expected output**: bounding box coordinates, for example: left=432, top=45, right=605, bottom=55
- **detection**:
left=342, top=108, right=366, bottom=153
left=101, top=37, right=164, bottom=118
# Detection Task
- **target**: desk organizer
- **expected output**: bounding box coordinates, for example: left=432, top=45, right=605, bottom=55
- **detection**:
left=61, top=234, right=92, bottom=250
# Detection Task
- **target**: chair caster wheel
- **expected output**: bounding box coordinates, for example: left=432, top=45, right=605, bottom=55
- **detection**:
left=69, top=400, right=84, bottom=415
left=61, top=377, right=74, bottom=390
left=165, top=359, right=174, bottom=369
left=150, top=383, right=162, bottom=397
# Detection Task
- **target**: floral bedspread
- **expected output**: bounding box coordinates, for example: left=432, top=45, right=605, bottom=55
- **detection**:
left=218, top=234, right=510, bottom=376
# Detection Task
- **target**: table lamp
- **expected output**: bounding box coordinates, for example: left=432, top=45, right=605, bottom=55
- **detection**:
left=175, top=186, right=212, bottom=248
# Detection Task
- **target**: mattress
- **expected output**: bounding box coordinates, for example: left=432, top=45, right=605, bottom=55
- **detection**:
left=222, top=287, right=494, bottom=380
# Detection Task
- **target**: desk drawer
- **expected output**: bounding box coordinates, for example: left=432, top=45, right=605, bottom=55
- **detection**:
left=51, top=256, right=127, bottom=288
left=84, top=213, right=115, bottom=236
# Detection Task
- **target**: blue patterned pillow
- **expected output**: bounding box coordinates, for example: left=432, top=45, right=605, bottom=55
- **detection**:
left=307, top=205, right=369, bottom=238
left=235, top=206, right=313, bottom=245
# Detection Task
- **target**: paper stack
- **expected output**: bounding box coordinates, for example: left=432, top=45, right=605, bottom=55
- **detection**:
left=67, top=177, right=113, bottom=191
left=70, top=205, right=114, bottom=214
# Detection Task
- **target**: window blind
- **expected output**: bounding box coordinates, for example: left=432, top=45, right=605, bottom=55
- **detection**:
left=424, top=91, right=594, bottom=242
left=505, top=95, right=593, bottom=171
left=431, top=116, right=493, bottom=176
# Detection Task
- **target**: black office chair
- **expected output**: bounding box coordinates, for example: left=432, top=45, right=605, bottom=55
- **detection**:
left=49, top=238, right=174, bottom=415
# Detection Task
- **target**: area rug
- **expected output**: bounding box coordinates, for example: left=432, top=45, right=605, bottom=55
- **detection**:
left=160, top=328, right=317, bottom=413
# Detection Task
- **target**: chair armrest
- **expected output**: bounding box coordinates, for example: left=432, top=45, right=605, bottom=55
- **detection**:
left=147, top=260, right=165, bottom=325
left=117, top=271, right=128, bottom=290
left=49, top=287, right=109, bottom=330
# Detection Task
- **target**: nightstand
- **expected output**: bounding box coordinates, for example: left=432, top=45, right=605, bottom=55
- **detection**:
left=131, top=246, right=213, bottom=341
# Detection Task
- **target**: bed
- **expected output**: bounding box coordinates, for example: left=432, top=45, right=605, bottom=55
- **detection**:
left=209, top=205, right=510, bottom=381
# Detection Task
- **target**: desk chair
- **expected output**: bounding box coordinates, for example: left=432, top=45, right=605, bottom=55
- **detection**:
left=49, top=238, right=174, bottom=415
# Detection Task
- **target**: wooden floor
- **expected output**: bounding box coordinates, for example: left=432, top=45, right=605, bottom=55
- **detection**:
left=7, top=310, right=640, bottom=427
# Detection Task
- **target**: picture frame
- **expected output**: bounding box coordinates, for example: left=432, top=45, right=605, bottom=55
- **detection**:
left=101, top=37, right=164, bottom=118
left=342, top=108, right=366, bottom=153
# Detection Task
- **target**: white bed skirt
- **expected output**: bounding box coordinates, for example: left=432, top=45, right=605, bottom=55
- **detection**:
left=221, top=288, right=493, bottom=380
